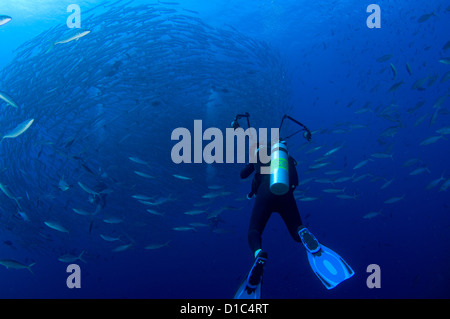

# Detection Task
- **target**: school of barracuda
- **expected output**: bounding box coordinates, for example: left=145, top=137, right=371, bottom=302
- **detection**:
left=0, top=3, right=290, bottom=265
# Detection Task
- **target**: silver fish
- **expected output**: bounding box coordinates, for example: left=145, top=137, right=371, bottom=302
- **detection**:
left=0, top=15, right=12, bottom=26
left=336, top=194, right=358, bottom=200
left=420, top=135, right=443, bottom=146
left=429, top=108, right=440, bottom=127
left=2, top=119, right=34, bottom=140
left=207, top=184, right=224, bottom=190
left=54, top=30, right=91, bottom=45
left=113, top=244, right=132, bottom=252
left=309, top=162, right=330, bottom=169
left=353, top=173, right=372, bottom=182
left=132, top=194, right=154, bottom=201
left=433, top=95, right=448, bottom=109
left=388, top=81, right=403, bottom=92
left=58, top=177, right=70, bottom=191
left=189, top=222, right=209, bottom=228
left=298, top=196, right=320, bottom=202
left=134, top=171, right=154, bottom=178
left=44, top=221, right=69, bottom=233
left=314, top=178, right=334, bottom=184
left=324, top=170, right=343, bottom=175
left=173, top=174, right=192, bottom=180
left=384, top=195, right=405, bottom=204
left=439, top=178, right=450, bottom=192
left=78, top=181, right=98, bottom=196
left=403, top=158, right=420, bottom=167
left=129, top=156, right=148, bottom=165
left=17, top=211, right=30, bottom=222
left=390, top=63, right=397, bottom=79
left=141, top=195, right=173, bottom=205
left=371, top=153, right=393, bottom=159
left=306, top=146, right=323, bottom=154
left=58, top=251, right=86, bottom=263
left=103, top=217, right=123, bottom=224
left=184, top=210, right=206, bottom=215
left=406, top=63, right=413, bottom=76
left=100, top=234, right=121, bottom=242
left=0, top=259, right=35, bottom=273
left=72, top=208, right=91, bottom=216
left=436, top=126, right=450, bottom=135
left=334, top=175, right=355, bottom=183
left=172, top=226, right=196, bottom=231
left=410, top=167, right=431, bottom=175
left=0, top=182, right=15, bottom=199
left=0, top=91, right=19, bottom=108
left=441, top=70, right=450, bottom=83
left=426, top=174, right=446, bottom=190
left=417, top=12, right=435, bottom=23
left=380, top=126, right=400, bottom=138
left=145, top=241, right=170, bottom=250
left=376, top=54, right=392, bottom=62
left=380, top=178, right=394, bottom=189
left=353, top=159, right=373, bottom=170
left=363, top=210, right=382, bottom=219
left=324, top=145, right=343, bottom=157
left=299, top=177, right=315, bottom=185
left=0, top=183, right=21, bottom=209
left=146, top=209, right=165, bottom=216
left=202, top=192, right=220, bottom=199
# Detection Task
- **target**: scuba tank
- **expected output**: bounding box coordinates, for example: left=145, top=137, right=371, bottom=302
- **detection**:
left=269, top=114, right=312, bottom=195
left=270, top=141, right=290, bottom=195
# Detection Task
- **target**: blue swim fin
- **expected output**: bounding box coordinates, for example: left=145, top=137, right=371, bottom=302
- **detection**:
left=299, top=227, right=354, bottom=289
left=234, top=252, right=267, bottom=299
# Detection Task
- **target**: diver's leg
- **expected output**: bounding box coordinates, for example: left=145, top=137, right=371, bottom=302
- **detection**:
left=248, top=196, right=272, bottom=256
left=278, top=195, right=303, bottom=243
left=246, top=196, right=271, bottom=289
left=278, top=196, right=319, bottom=253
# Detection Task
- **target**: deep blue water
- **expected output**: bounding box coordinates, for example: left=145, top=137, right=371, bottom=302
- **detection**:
left=0, top=0, right=449, bottom=299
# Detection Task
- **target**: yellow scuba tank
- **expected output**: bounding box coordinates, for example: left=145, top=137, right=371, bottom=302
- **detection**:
left=270, top=141, right=289, bottom=195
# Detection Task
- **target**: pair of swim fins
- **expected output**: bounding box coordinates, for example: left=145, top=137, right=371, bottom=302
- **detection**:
left=234, top=227, right=354, bottom=298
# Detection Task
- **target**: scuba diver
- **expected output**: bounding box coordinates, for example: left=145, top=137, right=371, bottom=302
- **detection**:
left=232, top=113, right=354, bottom=299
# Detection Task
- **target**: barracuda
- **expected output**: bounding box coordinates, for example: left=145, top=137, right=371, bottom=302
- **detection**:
left=54, top=30, right=91, bottom=45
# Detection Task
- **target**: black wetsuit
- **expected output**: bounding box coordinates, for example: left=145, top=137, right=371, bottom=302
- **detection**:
left=240, top=155, right=303, bottom=253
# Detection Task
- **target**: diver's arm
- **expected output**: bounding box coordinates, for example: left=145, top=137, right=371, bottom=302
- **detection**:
left=240, top=163, right=255, bottom=179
